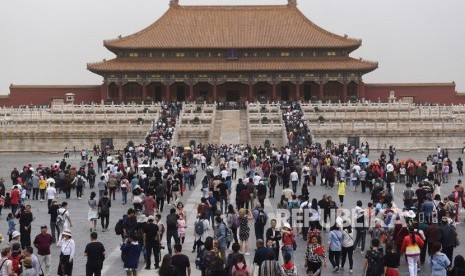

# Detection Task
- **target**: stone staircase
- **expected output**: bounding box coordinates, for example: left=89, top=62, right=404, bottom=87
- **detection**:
left=219, top=110, right=240, bottom=145
left=210, top=110, right=223, bottom=145
left=239, top=109, right=250, bottom=145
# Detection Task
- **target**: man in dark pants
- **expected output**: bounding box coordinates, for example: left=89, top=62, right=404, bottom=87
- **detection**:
left=98, top=191, right=111, bottom=231
left=165, top=208, right=180, bottom=255
left=143, top=215, right=160, bottom=269
left=155, top=183, right=165, bottom=213
left=84, top=232, right=106, bottom=276
left=438, top=216, right=457, bottom=262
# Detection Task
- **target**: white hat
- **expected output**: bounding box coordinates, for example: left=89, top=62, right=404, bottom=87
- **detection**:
left=386, top=164, right=394, bottom=172
left=405, top=210, right=416, bottom=218
left=283, top=222, right=292, bottom=230
left=62, top=229, right=72, bottom=238
left=11, top=231, right=20, bottom=239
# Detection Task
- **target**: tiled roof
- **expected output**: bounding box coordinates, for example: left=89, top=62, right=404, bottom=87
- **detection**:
left=103, top=4, right=361, bottom=50
left=87, top=57, right=378, bottom=73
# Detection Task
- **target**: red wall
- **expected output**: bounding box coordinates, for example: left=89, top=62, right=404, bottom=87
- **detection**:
left=364, top=83, right=465, bottom=104
left=0, top=85, right=102, bottom=107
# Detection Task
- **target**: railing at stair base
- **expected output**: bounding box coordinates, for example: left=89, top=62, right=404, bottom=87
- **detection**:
left=208, top=102, right=217, bottom=144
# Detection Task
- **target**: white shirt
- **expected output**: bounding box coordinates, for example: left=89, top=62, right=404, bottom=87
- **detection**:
left=253, top=175, right=261, bottom=185
left=290, top=171, right=299, bottom=181
left=57, top=238, right=75, bottom=260
left=220, top=169, right=229, bottom=179
left=46, top=187, right=57, bottom=200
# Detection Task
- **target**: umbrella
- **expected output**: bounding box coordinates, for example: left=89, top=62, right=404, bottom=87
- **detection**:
left=184, top=146, right=192, bottom=151
left=359, top=157, right=370, bottom=163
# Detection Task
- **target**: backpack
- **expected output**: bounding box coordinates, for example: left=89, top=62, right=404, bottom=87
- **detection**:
left=403, top=189, right=414, bottom=200
left=366, top=249, right=384, bottom=276
left=100, top=198, right=110, bottom=215
left=195, top=219, right=205, bottom=236
left=167, top=214, right=178, bottom=228
left=223, top=222, right=233, bottom=243
left=115, top=218, right=124, bottom=235
left=77, top=176, right=85, bottom=187
left=56, top=209, right=67, bottom=226
left=257, top=210, right=266, bottom=225
left=10, top=253, right=22, bottom=274
left=232, top=264, right=249, bottom=276
left=171, top=181, right=180, bottom=192
left=281, top=265, right=297, bottom=276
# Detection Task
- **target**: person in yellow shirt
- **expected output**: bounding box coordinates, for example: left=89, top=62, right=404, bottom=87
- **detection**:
left=38, top=176, right=47, bottom=202
left=337, top=178, right=347, bottom=207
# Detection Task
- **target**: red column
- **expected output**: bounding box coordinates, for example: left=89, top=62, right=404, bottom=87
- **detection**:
left=142, top=84, right=147, bottom=101
left=319, top=82, right=324, bottom=101
left=165, top=83, right=171, bottom=102
left=118, top=83, right=124, bottom=103
left=295, top=81, right=301, bottom=101
left=272, top=83, right=277, bottom=102
left=358, top=81, right=366, bottom=99
left=342, top=81, right=348, bottom=102
left=248, top=84, right=253, bottom=102
left=100, top=83, right=108, bottom=102
left=189, top=83, right=194, bottom=101
left=213, top=83, right=218, bottom=102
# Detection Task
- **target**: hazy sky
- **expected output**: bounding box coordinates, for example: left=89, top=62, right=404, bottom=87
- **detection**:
left=1, top=0, right=464, bottom=95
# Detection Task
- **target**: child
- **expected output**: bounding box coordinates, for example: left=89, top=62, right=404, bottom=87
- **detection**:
left=177, top=213, right=187, bottom=244
left=7, top=213, right=15, bottom=242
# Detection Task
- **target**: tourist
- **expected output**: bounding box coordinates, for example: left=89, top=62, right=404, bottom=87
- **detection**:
left=337, top=178, right=347, bottom=207
left=281, top=222, right=295, bottom=261
left=430, top=242, right=450, bottom=276
left=171, top=243, right=190, bottom=276
left=192, top=213, right=209, bottom=255
left=143, top=215, right=160, bottom=270
left=57, top=229, right=75, bottom=276
left=10, top=186, right=20, bottom=216
left=165, top=208, right=180, bottom=255
left=142, top=192, right=156, bottom=217
left=158, top=254, right=176, bottom=276
left=230, top=253, right=248, bottom=275
left=87, top=192, right=98, bottom=232
left=120, top=178, right=130, bottom=205
left=0, top=247, right=14, bottom=276
left=98, top=191, right=111, bottom=231
left=7, top=213, right=16, bottom=243
left=31, top=174, right=39, bottom=201
left=45, top=182, right=56, bottom=208
left=401, top=227, right=424, bottom=276
left=265, top=219, right=281, bottom=261
left=177, top=213, right=187, bottom=245
left=226, top=204, right=239, bottom=244
left=448, top=255, right=465, bottom=275
left=258, top=251, right=281, bottom=276
left=107, top=173, right=117, bottom=200
left=57, top=202, right=72, bottom=236
left=238, top=208, right=253, bottom=255
left=47, top=199, right=60, bottom=242
left=305, top=234, right=326, bottom=275
left=120, top=234, right=142, bottom=276
left=9, top=243, right=23, bottom=275
left=328, top=225, right=343, bottom=272
left=384, top=242, right=400, bottom=276
left=280, top=252, right=297, bottom=275
left=19, top=205, right=34, bottom=249
left=252, top=203, right=267, bottom=241
left=253, top=239, right=269, bottom=267
left=22, top=247, right=40, bottom=276
left=340, top=225, right=354, bottom=273
left=438, top=216, right=458, bottom=263
left=362, top=239, right=384, bottom=276
left=33, top=225, right=53, bottom=276
left=84, top=232, right=106, bottom=276
left=38, top=175, right=47, bottom=202
left=201, top=237, right=223, bottom=276
left=97, top=176, right=107, bottom=200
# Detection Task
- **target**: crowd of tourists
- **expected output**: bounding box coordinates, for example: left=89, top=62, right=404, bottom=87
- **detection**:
left=1, top=101, right=465, bottom=276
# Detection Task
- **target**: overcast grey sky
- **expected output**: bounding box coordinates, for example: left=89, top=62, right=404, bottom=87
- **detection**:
left=1, top=0, right=464, bottom=95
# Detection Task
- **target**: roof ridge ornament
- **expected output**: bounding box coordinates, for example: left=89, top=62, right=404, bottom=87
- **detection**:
left=169, top=0, right=179, bottom=7
left=288, top=0, right=297, bottom=7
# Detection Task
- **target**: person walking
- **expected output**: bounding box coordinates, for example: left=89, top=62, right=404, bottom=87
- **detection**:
left=143, top=215, right=160, bottom=270
left=98, top=191, right=111, bottom=232
left=57, top=229, right=75, bottom=276
left=121, top=234, right=142, bottom=276
left=165, top=208, right=180, bottom=255
left=252, top=203, right=267, bottom=241
left=328, top=225, right=343, bottom=272
left=171, top=243, right=191, bottom=276
left=340, top=226, right=355, bottom=273
left=46, top=182, right=56, bottom=208
left=401, top=228, right=424, bottom=276
left=84, top=232, right=106, bottom=276
left=88, top=192, right=98, bottom=232
left=39, top=176, right=47, bottom=202
left=57, top=202, right=72, bottom=236
left=33, top=225, right=53, bottom=276
left=430, top=242, right=450, bottom=276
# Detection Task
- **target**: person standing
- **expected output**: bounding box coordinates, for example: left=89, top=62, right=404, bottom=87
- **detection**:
left=84, top=232, right=106, bottom=276
left=11, top=185, right=20, bottom=216
left=19, top=205, right=34, bottom=249
left=143, top=215, right=160, bottom=270
left=38, top=176, right=47, bottom=202
left=437, top=217, right=458, bottom=263
left=33, top=225, right=53, bottom=276
left=48, top=199, right=60, bottom=242
left=252, top=203, right=267, bottom=241
left=32, top=174, right=40, bottom=201
left=97, top=176, right=107, bottom=200
left=45, top=182, right=56, bottom=208
left=57, top=229, right=75, bottom=276
left=98, top=191, right=111, bottom=231
left=88, top=192, right=98, bottom=232
left=171, top=243, right=191, bottom=276
left=0, top=247, right=14, bottom=276
left=121, top=234, right=142, bottom=276
left=57, top=202, right=72, bottom=236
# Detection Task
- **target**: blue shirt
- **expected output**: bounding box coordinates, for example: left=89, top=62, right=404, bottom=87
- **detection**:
left=328, top=230, right=342, bottom=251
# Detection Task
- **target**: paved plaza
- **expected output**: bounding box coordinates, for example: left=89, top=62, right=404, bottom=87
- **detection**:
left=0, top=149, right=464, bottom=275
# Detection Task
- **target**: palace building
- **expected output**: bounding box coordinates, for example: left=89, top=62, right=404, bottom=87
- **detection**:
left=1, top=0, right=464, bottom=106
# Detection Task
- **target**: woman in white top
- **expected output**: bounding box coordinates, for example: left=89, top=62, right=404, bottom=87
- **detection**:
left=87, top=192, right=98, bottom=232
left=340, top=226, right=355, bottom=273
left=0, top=247, right=14, bottom=276
left=57, top=229, right=75, bottom=276
left=308, top=198, right=321, bottom=231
